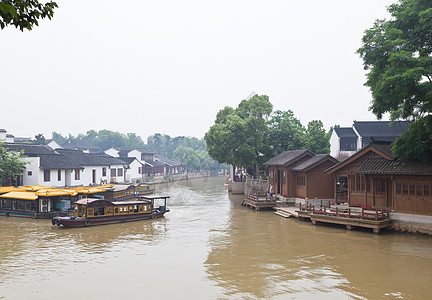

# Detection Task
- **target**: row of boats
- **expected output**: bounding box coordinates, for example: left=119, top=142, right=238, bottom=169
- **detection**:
left=0, top=183, right=170, bottom=228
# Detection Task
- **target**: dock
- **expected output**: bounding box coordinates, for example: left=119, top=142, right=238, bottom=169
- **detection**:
left=242, top=195, right=277, bottom=210
left=274, top=202, right=392, bottom=233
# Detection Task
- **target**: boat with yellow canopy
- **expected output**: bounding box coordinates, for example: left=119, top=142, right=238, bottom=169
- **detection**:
left=52, top=195, right=170, bottom=227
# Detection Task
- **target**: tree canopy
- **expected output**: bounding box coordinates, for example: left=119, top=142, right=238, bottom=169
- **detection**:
left=205, top=95, right=331, bottom=169
left=358, top=0, right=432, bottom=161
left=0, top=142, right=28, bottom=186
left=0, top=0, right=57, bottom=31
left=205, top=95, right=273, bottom=168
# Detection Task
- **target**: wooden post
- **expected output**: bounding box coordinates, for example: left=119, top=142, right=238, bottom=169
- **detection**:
left=361, top=207, right=364, bottom=219
left=336, top=207, right=338, bottom=217
left=375, top=208, right=378, bottom=221
left=348, top=208, right=351, bottom=218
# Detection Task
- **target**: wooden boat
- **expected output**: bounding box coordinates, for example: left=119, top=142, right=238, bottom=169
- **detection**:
left=52, top=195, right=170, bottom=228
left=0, top=189, right=74, bottom=219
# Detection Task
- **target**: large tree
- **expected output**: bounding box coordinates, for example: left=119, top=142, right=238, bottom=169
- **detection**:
left=357, top=0, right=432, bottom=161
left=205, top=94, right=273, bottom=168
left=305, top=120, right=330, bottom=154
left=264, top=110, right=306, bottom=156
left=0, top=142, right=28, bottom=186
left=0, top=0, right=57, bottom=31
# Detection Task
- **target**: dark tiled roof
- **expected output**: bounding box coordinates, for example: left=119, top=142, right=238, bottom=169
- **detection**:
left=334, top=127, right=357, bottom=138
left=118, top=157, right=142, bottom=165
left=369, top=142, right=394, bottom=159
left=144, top=160, right=166, bottom=167
left=356, top=158, right=432, bottom=176
left=3, top=143, right=54, bottom=156
left=263, top=149, right=314, bottom=166
left=39, top=154, right=82, bottom=170
left=0, top=129, right=6, bottom=133
left=56, top=149, right=125, bottom=167
left=155, top=155, right=182, bottom=166
left=353, top=121, right=409, bottom=138
left=291, top=154, right=336, bottom=172
left=61, top=139, right=100, bottom=151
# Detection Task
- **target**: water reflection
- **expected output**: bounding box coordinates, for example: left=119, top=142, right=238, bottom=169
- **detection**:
left=1, top=177, right=432, bottom=300
left=205, top=189, right=432, bottom=299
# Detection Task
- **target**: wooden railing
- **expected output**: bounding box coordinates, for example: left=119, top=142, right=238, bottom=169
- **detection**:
left=299, top=203, right=390, bottom=221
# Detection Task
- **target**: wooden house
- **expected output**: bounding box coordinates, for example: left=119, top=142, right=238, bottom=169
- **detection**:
left=325, top=142, right=432, bottom=216
left=263, top=150, right=338, bottom=199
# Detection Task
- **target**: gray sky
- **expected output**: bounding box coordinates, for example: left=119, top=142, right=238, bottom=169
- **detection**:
left=1, top=0, right=394, bottom=141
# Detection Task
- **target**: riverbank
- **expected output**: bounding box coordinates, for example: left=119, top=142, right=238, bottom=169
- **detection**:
left=273, top=199, right=432, bottom=236
left=143, top=171, right=220, bottom=185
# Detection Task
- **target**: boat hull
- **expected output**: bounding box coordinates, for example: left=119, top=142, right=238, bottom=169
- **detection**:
left=0, top=210, right=61, bottom=219
left=52, top=209, right=169, bottom=228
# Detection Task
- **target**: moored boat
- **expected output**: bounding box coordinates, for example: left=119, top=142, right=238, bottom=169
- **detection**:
left=52, top=195, right=170, bottom=227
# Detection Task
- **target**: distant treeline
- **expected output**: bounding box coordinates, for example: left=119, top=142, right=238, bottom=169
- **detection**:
left=50, top=130, right=226, bottom=171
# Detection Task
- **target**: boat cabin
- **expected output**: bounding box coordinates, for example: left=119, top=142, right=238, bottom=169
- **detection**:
left=73, top=198, right=153, bottom=219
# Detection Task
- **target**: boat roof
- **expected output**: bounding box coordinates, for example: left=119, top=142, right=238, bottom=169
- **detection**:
left=140, top=195, right=170, bottom=200
left=0, top=191, right=38, bottom=200
left=74, top=198, right=151, bottom=205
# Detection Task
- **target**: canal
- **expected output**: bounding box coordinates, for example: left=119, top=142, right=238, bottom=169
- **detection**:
left=0, top=176, right=431, bottom=299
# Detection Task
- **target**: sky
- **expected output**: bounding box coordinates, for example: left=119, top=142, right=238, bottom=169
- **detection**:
left=1, top=0, right=395, bottom=141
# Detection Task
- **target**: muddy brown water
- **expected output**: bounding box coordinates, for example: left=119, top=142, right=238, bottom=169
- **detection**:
left=0, top=176, right=431, bottom=299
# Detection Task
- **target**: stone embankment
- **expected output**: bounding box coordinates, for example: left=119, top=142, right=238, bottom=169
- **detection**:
left=390, top=213, right=432, bottom=236
left=143, top=171, right=217, bottom=185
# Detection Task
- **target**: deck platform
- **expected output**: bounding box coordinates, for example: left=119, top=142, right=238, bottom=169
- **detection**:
left=242, top=196, right=277, bottom=210
left=274, top=202, right=392, bottom=233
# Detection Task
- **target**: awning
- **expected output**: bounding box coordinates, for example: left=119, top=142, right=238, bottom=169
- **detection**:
left=22, top=185, right=51, bottom=192
left=0, top=191, right=38, bottom=200
left=0, top=186, right=21, bottom=194
left=73, top=187, right=105, bottom=194
left=36, top=189, right=78, bottom=197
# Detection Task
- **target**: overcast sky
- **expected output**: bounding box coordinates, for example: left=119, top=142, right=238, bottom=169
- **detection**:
left=1, top=0, right=394, bottom=141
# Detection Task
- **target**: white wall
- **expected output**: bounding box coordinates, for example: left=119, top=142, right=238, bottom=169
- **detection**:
left=128, top=150, right=142, bottom=160
left=125, top=160, right=143, bottom=183
left=22, top=157, right=40, bottom=186
left=105, top=148, right=119, bottom=157
left=329, top=131, right=340, bottom=158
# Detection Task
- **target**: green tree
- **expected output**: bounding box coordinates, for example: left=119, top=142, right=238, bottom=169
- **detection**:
left=33, top=133, right=46, bottom=145
left=357, top=0, right=432, bottom=161
left=265, top=110, right=306, bottom=156
left=0, top=0, right=57, bottom=31
left=51, top=131, right=67, bottom=145
left=173, top=146, right=200, bottom=170
left=205, top=94, right=273, bottom=168
left=392, top=115, right=432, bottom=162
left=0, top=142, right=28, bottom=186
left=305, top=120, right=330, bottom=154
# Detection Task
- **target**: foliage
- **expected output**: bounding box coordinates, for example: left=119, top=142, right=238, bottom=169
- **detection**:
left=265, top=110, right=306, bottom=156
left=0, top=142, right=28, bottom=186
left=205, top=95, right=332, bottom=168
left=147, top=134, right=206, bottom=159
left=51, top=131, right=66, bottom=145
left=32, top=133, right=46, bottom=145
left=392, top=115, right=432, bottom=162
left=205, top=95, right=273, bottom=167
left=358, top=0, right=432, bottom=161
left=305, top=120, right=330, bottom=154
left=0, top=0, right=57, bottom=31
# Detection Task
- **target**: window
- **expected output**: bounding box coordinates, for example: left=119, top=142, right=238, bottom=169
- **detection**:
left=409, top=183, right=415, bottom=195
left=356, top=175, right=361, bottom=191
left=44, top=170, right=50, bottom=182
left=416, top=184, right=422, bottom=196
left=58, top=170, right=61, bottom=181
left=110, top=168, right=116, bottom=177
left=297, top=175, right=305, bottom=186
left=403, top=183, right=408, bottom=195
left=138, top=167, right=142, bottom=174
left=75, top=169, right=80, bottom=180
left=27, top=171, right=32, bottom=176
left=396, top=183, right=401, bottom=195
left=118, top=168, right=123, bottom=176
left=102, top=167, right=107, bottom=177
left=424, top=184, right=430, bottom=197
